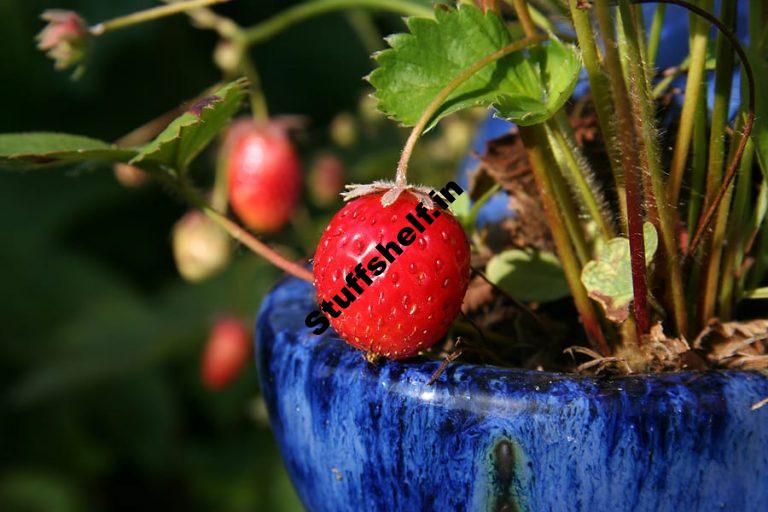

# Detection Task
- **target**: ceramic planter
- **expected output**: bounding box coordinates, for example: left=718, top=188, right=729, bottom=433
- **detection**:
left=256, top=276, right=768, bottom=511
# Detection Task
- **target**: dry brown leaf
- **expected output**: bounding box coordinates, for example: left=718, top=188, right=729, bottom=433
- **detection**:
left=693, top=319, right=768, bottom=369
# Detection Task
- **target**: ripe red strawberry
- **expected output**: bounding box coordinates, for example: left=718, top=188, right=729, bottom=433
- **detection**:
left=201, top=317, right=251, bottom=390
left=225, top=119, right=301, bottom=233
left=312, top=191, right=470, bottom=359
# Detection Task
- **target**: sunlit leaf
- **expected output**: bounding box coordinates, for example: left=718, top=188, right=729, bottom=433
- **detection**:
left=580, top=223, right=658, bottom=323
left=369, top=4, right=580, bottom=130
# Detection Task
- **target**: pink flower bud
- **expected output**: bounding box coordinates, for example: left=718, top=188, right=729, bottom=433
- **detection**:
left=36, top=10, right=89, bottom=74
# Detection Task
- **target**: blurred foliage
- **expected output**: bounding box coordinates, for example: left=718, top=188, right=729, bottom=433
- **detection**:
left=0, top=1, right=466, bottom=511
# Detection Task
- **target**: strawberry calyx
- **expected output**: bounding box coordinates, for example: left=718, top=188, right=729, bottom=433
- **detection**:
left=341, top=180, right=436, bottom=209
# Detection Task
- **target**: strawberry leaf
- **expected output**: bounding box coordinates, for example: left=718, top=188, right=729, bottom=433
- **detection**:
left=131, top=79, right=247, bottom=171
left=368, top=4, right=580, bottom=129
left=580, top=223, right=658, bottom=323
left=486, top=249, right=570, bottom=303
left=0, top=132, right=135, bottom=169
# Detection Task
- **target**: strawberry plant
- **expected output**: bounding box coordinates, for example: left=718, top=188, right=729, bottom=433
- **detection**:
left=3, top=0, right=768, bottom=378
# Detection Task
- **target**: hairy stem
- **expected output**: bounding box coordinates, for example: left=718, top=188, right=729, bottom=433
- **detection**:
left=91, top=0, right=229, bottom=35
left=567, top=0, right=628, bottom=230
left=547, top=115, right=615, bottom=240
left=395, top=35, right=545, bottom=186
left=512, top=1, right=593, bottom=266
left=667, top=0, right=713, bottom=206
left=546, top=141, right=593, bottom=266
left=618, top=0, right=687, bottom=336
left=520, top=124, right=609, bottom=355
left=594, top=0, right=650, bottom=338
left=241, top=0, right=432, bottom=46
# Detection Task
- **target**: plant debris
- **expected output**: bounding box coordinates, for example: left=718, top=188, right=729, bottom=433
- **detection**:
left=693, top=319, right=768, bottom=370
left=474, top=132, right=554, bottom=253
left=752, top=397, right=768, bottom=411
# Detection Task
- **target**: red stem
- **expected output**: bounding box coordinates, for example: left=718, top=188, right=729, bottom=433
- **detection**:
left=594, top=0, right=650, bottom=339
left=625, top=169, right=651, bottom=336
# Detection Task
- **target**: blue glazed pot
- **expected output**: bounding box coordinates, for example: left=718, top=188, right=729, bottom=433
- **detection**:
left=257, top=276, right=768, bottom=512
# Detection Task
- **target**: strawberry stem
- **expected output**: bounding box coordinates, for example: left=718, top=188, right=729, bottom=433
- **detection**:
left=665, top=0, right=714, bottom=207
left=566, top=0, right=628, bottom=231
left=519, top=124, right=610, bottom=355
left=395, top=34, right=545, bottom=187
left=236, top=45, right=270, bottom=122
left=617, top=0, right=687, bottom=337
left=677, top=0, right=756, bottom=256
left=178, top=178, right=314, bottom=283
left=240, top=0, right=432, bottom=47
left=594, top=0, right=650, bottom=339
left=90, top=0, right=230, bottom=36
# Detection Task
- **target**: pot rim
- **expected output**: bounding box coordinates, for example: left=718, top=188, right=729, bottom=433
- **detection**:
left=258, top=275, right=766, bottom=386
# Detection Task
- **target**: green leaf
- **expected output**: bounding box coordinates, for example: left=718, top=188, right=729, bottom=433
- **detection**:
left=368, top=4, right=580, bottom=129
left=0, top=132, right=135, bottom=169
left=486, top=249, right=570, bottom=303
left=131, top=79, right=248, bottom=171
left=492, top=38, right=581, bottom=126
left=580, top=222, right=658, bottom=323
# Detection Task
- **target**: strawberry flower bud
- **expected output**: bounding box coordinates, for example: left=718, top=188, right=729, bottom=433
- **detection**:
left=36, top=10, right=89, bottom=75
left=172, top=210, right=231, bottom=282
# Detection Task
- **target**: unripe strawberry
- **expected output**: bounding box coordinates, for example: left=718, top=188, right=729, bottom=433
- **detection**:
left=309, top=153, right=344, bottom=207
left=312, top=191, right=471, bottom=359
left=172, top=210, right=231, bottom=282
left=201, top=317, right=251, bottom=390
left=225, top=119, right=302, bottom=233
left=213, top=40, right=240, bottom=75
left=329, top=112, right=358, bottom=148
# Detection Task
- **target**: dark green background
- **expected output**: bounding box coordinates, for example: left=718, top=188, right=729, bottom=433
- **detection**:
left=0, top=1, right=402, bottom=510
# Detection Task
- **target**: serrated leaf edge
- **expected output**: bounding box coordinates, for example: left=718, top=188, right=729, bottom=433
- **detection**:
left=130, top=79, right=248, bottom=168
